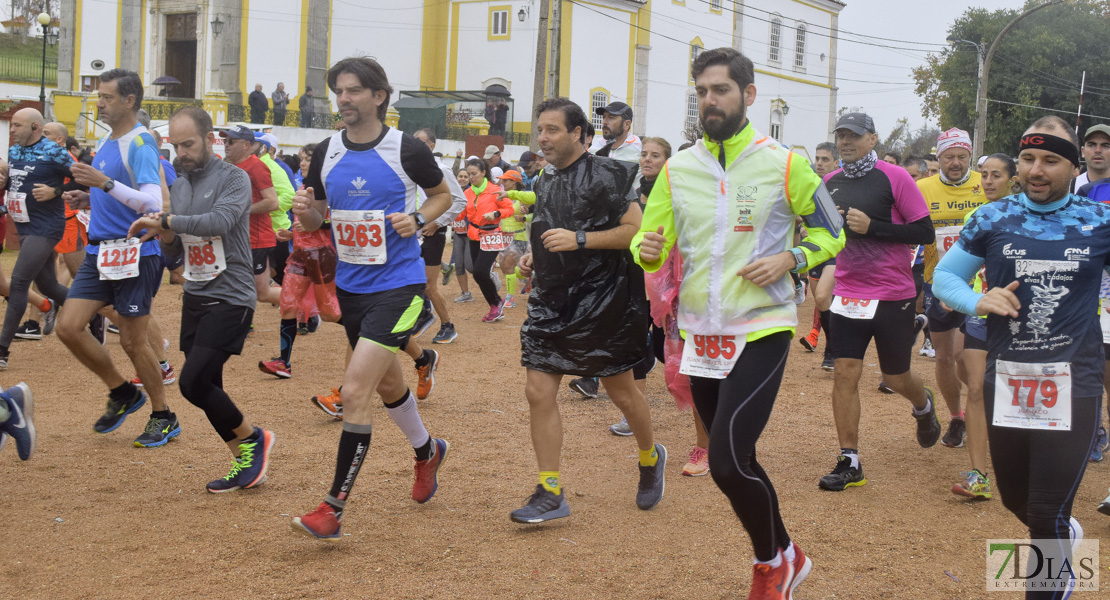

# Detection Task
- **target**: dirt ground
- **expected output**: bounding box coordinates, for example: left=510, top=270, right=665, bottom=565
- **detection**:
left=1, top=242, right=1108, bottom=600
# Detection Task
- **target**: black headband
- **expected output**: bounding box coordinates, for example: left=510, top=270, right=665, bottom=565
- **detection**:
left=1018, top=133, right=1081, bottom=167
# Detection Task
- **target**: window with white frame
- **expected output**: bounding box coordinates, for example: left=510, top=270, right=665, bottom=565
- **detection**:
left=689, top=41, right=704, bottom=83
left=685, top=92, right=699, bottom=132
left=794, top=23, right=807, bottom=71
left=770, top=108, right=783, bottom=142
left=769, top=17, right=782, bottom=63
left=710, top=0, right=722, bottom=11
left=590, top=89, right=609, bottom=131
left=490, top=8, right=509, bottom=39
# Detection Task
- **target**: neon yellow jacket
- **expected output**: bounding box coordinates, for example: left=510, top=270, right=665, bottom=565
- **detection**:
left=260, top=153, right=293, bottom=231
left=632, top=124, right=844, bottom=338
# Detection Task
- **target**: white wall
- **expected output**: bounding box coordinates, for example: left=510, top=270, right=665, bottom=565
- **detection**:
left=79, top=3, right=118, bottom=77
left=563, top=1, right=634, bottom=120
left=329, top=0, right=426, bottom=113
left=244, top=0, right=303, bottom=99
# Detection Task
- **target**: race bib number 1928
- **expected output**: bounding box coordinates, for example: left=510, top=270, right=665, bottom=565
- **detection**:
left=331, top=209, right=386, bottom=265
left=679, top=334, right=745, bottom=379
left=97, top=238, right=141, bottom=280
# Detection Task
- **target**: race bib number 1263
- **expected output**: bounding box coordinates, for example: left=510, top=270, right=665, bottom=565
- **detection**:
left=331, top=209, right=386, bottom=265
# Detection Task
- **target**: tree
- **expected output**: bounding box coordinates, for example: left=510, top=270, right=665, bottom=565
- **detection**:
left=913, top=0, right=1110, bottom=156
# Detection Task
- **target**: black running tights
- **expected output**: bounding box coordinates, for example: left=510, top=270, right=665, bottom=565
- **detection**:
left=689, top=331, right=791, bottom=562
left=178, top=345, right=243, bottom=442
left=466, top=238, right=501, bottom=306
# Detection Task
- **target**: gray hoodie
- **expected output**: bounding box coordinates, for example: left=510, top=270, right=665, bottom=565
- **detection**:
left=161, top=157, right=257, bottom=309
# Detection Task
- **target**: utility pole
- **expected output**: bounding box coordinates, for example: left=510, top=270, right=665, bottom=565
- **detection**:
left=530, top=0, right=550, bottom=151
left=548, top=0, right=561, bottom=100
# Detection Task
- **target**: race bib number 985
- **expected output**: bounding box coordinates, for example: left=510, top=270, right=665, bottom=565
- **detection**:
left=331, top=209, right=386, bottom=265
left=679, top=334, right=745, bottom=379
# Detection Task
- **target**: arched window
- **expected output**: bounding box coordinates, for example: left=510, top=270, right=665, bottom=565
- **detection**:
left=685, top=92, right=699, bottom=132
left=689, top=37, right=704, bottom=84
left=770, top=108, right=783, bottom=142
left=769, top=17, right=782, bottom=63
left=590, top=88, right=609, bottom=131
left=794, top=23, right=807, bottom=71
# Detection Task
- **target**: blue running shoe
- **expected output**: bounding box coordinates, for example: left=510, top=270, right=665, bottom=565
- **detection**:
left=207, top=428, right=275, bottom=493
left=93, top=389, right=147, bottom=434
left=1090, top=426, right=1108, bottom=462
left=0, top=383, right=35, bottom=460
left=133, top=413, right=182, bottom=448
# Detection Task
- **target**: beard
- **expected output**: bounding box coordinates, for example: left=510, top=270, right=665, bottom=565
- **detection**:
left=700, top=107, right=746, bottom=142
left=181, top=147, right=212, bottom=174
left=602, top=125, right=615, bottom=142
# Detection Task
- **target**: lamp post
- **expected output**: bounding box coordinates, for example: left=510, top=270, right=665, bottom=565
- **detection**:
left=36, top=12, right=57, bottom=111
left=973, top=0, right=1066, bottom=158
left=946, top=36, right=984, bottom=155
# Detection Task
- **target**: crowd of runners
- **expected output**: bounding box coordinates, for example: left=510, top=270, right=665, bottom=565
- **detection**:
left=2, top=48, right=1109, bottom=600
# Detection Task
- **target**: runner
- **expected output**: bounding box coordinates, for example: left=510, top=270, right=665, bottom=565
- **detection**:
left=43, top=121, right=88, bottom=282
left=493, top=169, right=529, bottom=309
left=1073, top=124, right=1110, bottom=190
left=934, top=116, right=1105, bottom=597
left=819, top=111, right=941, bottom=492
left=511, top=97, right=664, bottom=524
left=634, top=47, right=842, bottom=598
left=0, top=383, right=35, bottom=461
left=289, top=57, right=453, bottom=540
left=252, top=132, right=295, bottom=287
left=462, top=158, right=513, bottom=322
left=56, top=68, right=177, bottom=447
left=594, top=101, right=642, bottom=161
left=447, top=168, right=475, bottom=302
left=949, top=152, right=1015, bottom=501
left=0, top=108, right=72, bottom=367
left=918, top=128, right=987, bottom=449
left=800, top=141, right=840, bottom=371
left=129, top=106, right=276, bottom=487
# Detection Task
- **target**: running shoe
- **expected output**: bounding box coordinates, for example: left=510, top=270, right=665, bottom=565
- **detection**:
left=206, top=428, right=275, bottom=493
left=1069, top=517, right=1083, bottom=556
left=93, top=389, right=147, bottom=433
left=107, top=322, right=120, bottom=335
left=412, top=305, right=436, bottom=338
left=951, top=469, right=992, bottom=500
left=412, top=438, right=449, bottom=503
left=312, top=388, right=343, bottom=419
left=480, top=303, right=500, bottom=323
left=609, top=416, right=633, bottom=436
left=818, top=455, right=866, bottom=491
left=133, top=413, right=181, bottom=448
left=820, top=356, right=834, bottom=372
left=503, top=294, right=516, bottom=309
left=0, top=431, right=6, bottom=454
left=297, top=322, right=309, bottom=336
left=416, top=350, right=439, bottom=400
left=1090, top=426, right=1109, bottom=462
left=307, top=315, right=321, bottom=333
left=942, top=418, right=966, bottom=448
left=89, top=314, right=107, bottom=346
left=42, top=304, right=57, bottom=336
left=788, top=542, right=813, bottom=599
left=453, top=291, right=474, bottom=303
left=793, top=281, right=807, bottom=305
left=292, top=502, right=342, bottom=540
left=441, top=263, right=455, bottom=286
left=259, top=358, right=292, bottom=379
left=636, top=443, right=667, bottom=510
left=14, top=320, right=42, bottom=340
left=132, top=364, right=177, bottom=387
left=799, top=330, right=818, bottom=352
left=432, top=322, right=458, bottom=344
left=914, top=388, right=942, bottom=448
left=1098, top=489, right=1110, bottom=516
left=0, top=383, right=35, bottom=460
left=919, top=338, right=935, bottom=358
left=569, top=377, right=599, bottom=399
left=912, top=314, right=927, bottom=343
left=877, top=380, right=894, bottom=394
left=682, top=446, right=710, bottom=477
left=749, top=558, right=794, bottom=600
left=510, top=484, right=571, bottom=524
left=0, top=353, right=8, bottom=371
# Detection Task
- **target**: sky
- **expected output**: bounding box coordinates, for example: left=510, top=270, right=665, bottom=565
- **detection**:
left=832, top=0, right=1023, bottom=138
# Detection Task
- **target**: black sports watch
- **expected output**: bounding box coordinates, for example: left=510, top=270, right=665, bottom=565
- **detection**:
left=102, top=179, right=115, bottom=192
left=411, top=211, right=426, bottom=228
left=576, top=230, right=587, bottom=250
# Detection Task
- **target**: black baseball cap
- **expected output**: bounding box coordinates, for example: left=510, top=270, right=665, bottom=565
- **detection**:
left=596, top=101, right=633, bottom=120
left=833, top=112, right=876, bottom=135
left=220, top=124, right=256, bottom=142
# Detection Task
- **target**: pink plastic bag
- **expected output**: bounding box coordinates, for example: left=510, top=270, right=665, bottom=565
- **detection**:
left=644, top=254, right=694, bottom=411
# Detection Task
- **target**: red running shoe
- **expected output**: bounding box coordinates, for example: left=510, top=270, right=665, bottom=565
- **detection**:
left=412, top=438, right=449, bottom=503
left=291, top=502, right=342, bottom=540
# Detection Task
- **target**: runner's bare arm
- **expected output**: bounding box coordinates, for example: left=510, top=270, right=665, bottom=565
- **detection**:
left=250, top=187, right=279, bottom=214
left=815, top=267, right=836, bottom=311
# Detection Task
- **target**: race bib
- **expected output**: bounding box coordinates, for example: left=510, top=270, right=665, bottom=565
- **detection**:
left=77, top=209, right=91, bottom=228
left=830, top=296, right=878, bottom=320
left=181, top=234, right=226, bottom=281
left=934, top=225, right=962, bottom=261
left=453, top=220, right=467, bottom=235
left=993, top=359, right=1072, bottom=431
left=331, top=209, right=386, bottom=265
left=6, top=191, right=28, bottom=223
left=97, top=238, right=141, bottom=280
left=479, top=230, right=511, bottom=252
left=1101, top=299, right=1110, bottom=344
left=679, top=334, right=745, bottom=379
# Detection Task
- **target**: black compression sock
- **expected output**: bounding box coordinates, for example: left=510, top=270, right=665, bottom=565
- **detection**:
left=414, top=438, right=433, bottom=461
left=279, top=318, right=297, bottom=366
left=327, top=423, right=373, bottom=507
left=413, top=349, right=432, bottom=369
left=151, top=409, right=172, bottom=420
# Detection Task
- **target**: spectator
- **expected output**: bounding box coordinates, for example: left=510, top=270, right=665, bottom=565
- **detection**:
left=272, top=83, right=289, bottom=126
left=495, top=99, right=509, bottom=138
left=299, top=86, right=315, bottom=128
left=484, top=145, right=510, bottom=172
left=249, top=84, right=268, bottom=124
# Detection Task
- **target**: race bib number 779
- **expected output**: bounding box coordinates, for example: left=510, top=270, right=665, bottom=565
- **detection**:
left=993, top=359, right=1072, bottom=431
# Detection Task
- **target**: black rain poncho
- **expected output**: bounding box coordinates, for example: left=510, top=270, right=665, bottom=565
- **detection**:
left=520, top=152, right=649, bottom=377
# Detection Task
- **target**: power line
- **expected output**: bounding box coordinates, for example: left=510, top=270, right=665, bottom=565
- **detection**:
left=987, top=98, right=1110, bottom=121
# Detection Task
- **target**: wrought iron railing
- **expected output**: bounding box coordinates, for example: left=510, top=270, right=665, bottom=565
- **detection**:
left=143, top=99, right=203, bottom=120
left=229, top=104, right=337, bottom=129
left=0, top=56, right=56, bottom=85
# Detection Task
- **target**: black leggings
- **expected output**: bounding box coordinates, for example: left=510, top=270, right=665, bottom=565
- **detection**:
left=466, top=238, right=501, bottom=306
left=984, top=382, right=1098, bottom=600
left=689, top=331, right=792, bottom=562
left=0, top=235, right=68, bottom=348
left=178, top=345, right=243, bottom=442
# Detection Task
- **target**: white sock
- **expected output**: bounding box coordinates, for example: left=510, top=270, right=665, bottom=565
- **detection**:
left=783, top=544, right=796, bottom=563
left=912, top=396, right=933, bottom=417
left=385, top=391, right=431, bottom=450
left=842, top=451, right=860, bottom=469
left=754, top=549, right=783, bottom=568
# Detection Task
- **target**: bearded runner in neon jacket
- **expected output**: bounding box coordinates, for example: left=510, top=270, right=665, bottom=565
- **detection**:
left=632, top=47, right=843, bottom=598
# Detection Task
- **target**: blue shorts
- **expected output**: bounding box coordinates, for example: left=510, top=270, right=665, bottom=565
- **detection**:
left=67, top=252, right=162, bottom=317
left=923, top=283, right=964, bottom=333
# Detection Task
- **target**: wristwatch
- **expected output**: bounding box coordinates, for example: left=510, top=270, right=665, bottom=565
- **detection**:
left=576, top=230, right=587, bottom=250
left=161, top=213, right=171, bottom=230
left=789, top=247, right=806, bottom=272
left=411, top=211, right=426, bottom=228
left=102, top=179, right=115, bottom=192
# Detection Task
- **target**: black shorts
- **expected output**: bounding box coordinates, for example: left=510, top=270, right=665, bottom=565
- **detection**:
left=337, top=283, right=425, bottom=351
left=251, top=247, right=272, bottom=275
left=923, top=283, right=964, bottom=332
left=421, top=228, right=447, bottom=268
left=829, top=297, right=917, bottom=375
left=808, top=257, right=835, bottom=280
left=180, top=294, right=254, bottom=355
left=67, top=251, right=162, bottom=317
